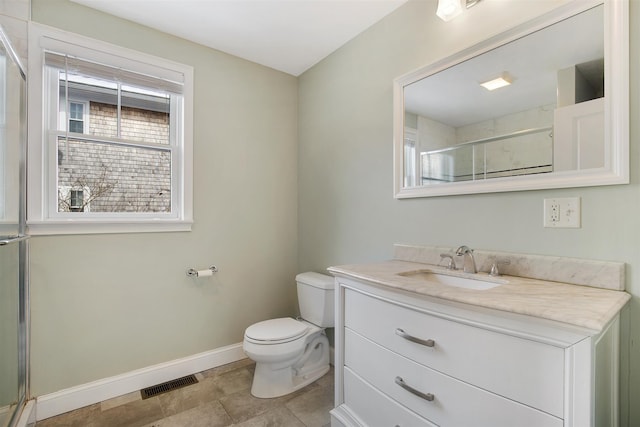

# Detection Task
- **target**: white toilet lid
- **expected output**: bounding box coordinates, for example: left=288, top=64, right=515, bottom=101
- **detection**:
left=245, top=318, right=308, bottom=343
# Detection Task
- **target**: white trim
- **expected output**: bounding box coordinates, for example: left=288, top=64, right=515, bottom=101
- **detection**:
left=27, top=220, right=192, bottom=235
left=35, top=343, right=246, bottom=421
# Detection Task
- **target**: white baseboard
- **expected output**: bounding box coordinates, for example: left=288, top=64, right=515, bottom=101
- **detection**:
left=36, top=343, right=246, bottom=421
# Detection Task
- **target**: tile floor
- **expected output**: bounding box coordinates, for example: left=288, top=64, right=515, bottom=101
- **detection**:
left=36, top=359, right=334, bottom=427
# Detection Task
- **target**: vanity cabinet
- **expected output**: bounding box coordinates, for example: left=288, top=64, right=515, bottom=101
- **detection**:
left=330, top=276, right=621, bottom=427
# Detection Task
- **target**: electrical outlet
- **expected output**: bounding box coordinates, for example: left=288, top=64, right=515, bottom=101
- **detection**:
left=549, top=201, right=560, bottom=223
left=544, top=197, right=581, bottom=228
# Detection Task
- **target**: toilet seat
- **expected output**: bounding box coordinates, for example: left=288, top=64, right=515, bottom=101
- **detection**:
left=244, top=318, right=308, bottom=344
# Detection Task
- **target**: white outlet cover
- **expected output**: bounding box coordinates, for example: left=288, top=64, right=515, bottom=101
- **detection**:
left=544, top=197, right=581, bottom=228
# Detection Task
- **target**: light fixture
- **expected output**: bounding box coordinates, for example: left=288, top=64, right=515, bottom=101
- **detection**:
left=480, top=73, right=512, bottom=91
left=436, top=0, right=482, bottom=22
left=436, top=0, right=463, bottom=21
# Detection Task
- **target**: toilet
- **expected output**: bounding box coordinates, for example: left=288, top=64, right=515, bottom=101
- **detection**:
left=243, top=272, right=334, bottom=398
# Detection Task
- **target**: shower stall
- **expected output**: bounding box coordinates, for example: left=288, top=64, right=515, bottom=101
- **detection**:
left=0, top=18, right=29, bottom=427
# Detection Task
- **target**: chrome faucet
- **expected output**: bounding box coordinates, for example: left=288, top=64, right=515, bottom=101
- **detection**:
left=455, top=245, right=477, bottom=274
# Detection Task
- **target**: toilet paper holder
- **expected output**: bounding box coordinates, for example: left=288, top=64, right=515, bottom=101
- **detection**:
left=186, top=265, right=218, bottom=277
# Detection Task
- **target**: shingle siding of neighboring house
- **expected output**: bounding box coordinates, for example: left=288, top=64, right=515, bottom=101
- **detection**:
left=58, top=102, right=172, bottom=213
left=90, top=102, right=170, bottom=144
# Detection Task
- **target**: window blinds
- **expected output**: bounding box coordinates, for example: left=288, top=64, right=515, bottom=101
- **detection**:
left=45, top=51, right=184, bottom=95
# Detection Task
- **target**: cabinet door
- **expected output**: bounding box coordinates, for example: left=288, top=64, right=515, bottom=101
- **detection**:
left=345, top=328, right=563, bottom=427
left=553, top=97, right=605, bottom=171
left=345, top=288, right=565, bottom=417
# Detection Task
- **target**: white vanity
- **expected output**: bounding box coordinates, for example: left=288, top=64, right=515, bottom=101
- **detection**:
left=329, top=245, right=630, bottom=427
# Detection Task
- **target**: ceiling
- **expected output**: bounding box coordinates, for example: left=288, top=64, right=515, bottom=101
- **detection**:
left=404, top=4, right=604, bottom=128
left=71, top=0, right=409, bottom=76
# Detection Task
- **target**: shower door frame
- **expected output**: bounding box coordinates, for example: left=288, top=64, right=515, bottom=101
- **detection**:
left=0, top=21, right=30, bottom=427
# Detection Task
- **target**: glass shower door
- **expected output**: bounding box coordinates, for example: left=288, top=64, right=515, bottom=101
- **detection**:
left=0, top=21, right=28, bottom=427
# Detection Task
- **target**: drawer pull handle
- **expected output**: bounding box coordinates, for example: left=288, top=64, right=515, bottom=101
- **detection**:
left=395, top=376, right=435, bottom=402
left=395, top=328, right=435, bottom=347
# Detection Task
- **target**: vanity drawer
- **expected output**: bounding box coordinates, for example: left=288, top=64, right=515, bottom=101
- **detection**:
left=344, top=288, right=565, bottom=417
left=345, top=328, right=562, bottom=427
left=343, top=367, right=436, bottom=427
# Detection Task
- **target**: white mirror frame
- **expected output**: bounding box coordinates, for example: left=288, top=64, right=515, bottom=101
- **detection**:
left=393, top=0, right=628, bottom=199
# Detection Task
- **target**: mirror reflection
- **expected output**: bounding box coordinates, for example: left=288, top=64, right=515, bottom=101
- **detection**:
left=402, top=4, right=604, bottom=188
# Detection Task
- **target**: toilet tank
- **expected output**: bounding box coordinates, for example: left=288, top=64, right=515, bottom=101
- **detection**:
left=296, top=272, right=335, bottom=327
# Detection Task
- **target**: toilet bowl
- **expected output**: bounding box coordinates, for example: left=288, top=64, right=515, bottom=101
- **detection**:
left=243, top=272, right=334, bottom=398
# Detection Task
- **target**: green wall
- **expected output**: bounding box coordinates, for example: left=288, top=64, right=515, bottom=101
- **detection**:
left=30, top=0, right=299, bottom=396
left=298, top=0, right=639, bottom=425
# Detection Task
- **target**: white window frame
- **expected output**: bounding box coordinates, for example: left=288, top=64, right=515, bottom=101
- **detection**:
left=27, top=23, right=193, bottom=235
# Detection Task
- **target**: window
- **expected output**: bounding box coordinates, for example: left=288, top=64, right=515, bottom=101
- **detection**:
left=69, top=189, right=85, bottom=211
left=58, top=186, right=90, bottom=213
left=403, top=127, right=417, bottom=187
left=28, top=24, right=193, bottom=234
left=68, top=101, right=85, bottom=133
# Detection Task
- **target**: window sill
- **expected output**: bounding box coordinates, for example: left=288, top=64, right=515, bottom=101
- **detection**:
left=26, top=220, right=192, bottom=236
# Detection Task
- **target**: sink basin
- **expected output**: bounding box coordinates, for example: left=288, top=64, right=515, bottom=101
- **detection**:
left=398, top=270, right=504, bottom=290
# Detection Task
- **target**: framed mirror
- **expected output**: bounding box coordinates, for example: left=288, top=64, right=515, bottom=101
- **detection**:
left=393, top=0, right=628, bottom=198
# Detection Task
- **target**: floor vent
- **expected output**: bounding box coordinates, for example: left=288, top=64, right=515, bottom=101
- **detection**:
left=140, top=375, right=198, bottom=399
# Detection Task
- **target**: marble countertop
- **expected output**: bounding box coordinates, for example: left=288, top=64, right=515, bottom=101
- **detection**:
left=328, top=260, right=631, bottom=332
